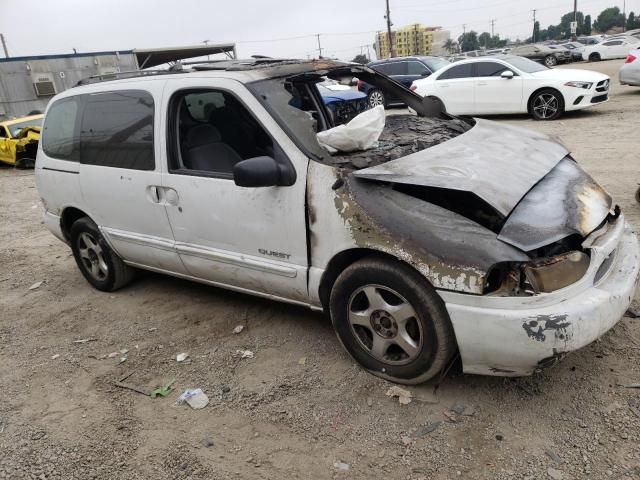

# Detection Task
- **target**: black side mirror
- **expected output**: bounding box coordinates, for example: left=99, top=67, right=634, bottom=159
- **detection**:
left=233, top=156, right=281, bottom=187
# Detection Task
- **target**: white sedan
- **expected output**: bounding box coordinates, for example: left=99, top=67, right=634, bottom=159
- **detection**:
left=411, top=55, right=610, bottom=120
left=582, top=36, right=640, bottom=61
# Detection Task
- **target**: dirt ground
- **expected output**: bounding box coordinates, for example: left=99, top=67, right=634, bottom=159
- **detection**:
left=1, top=59, right=640, bottom=480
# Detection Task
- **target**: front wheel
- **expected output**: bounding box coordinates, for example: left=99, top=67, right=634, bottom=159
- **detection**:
left=329, top=257, right=457, bottom=384
left=544, top=55, right=558, bottom=67
left=70, top=217, right=134, bottom=291
left=529, top=89, right=564, bottom=121
left=589, top=52, right=601, bottom=62
left=367, top=89, right=385, bottom=108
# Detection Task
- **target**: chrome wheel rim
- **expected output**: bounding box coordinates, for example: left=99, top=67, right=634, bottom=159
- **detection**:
left=78, top=232, right=108, bottom=281
left=533, top=93, right=559, bottom=119
left=347, top=285, right=423, bottom=365
left=545, top=56, right=557, bottom=67
left=369, top=90, right=384, bottom=107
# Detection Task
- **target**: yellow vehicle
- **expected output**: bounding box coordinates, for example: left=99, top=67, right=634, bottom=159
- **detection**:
left=0, top=114, right=44, bottom=168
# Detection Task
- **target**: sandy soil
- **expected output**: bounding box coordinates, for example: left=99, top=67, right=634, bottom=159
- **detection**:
left=1, top=59, right=639, bottom=480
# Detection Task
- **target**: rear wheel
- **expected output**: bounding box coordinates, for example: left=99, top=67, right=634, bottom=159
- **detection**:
left=589, top=52, right=601, bottom=62
left=367, top=89, right=385, bottom=108
left=544, top=55, right=558, bottom=67
left=70, top=217, right=134, bottom=291
left=15, top=158, right=35, bottom=169
left=529, top=89, right=564, bottom=121
left=329, top=257, right=456, bottom=384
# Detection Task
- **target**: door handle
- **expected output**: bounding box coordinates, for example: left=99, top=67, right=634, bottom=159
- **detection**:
left=477, top=82, right=488, bottom=86
left=147, top=186, right=161, bottom=203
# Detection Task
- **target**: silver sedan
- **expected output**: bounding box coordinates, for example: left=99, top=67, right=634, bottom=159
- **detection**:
left=620, top=48, right=640, bottom=86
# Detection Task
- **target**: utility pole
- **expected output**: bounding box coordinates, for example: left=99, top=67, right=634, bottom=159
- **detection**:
left=0, top=34, right=8, bottom=58
left=572, top=0, right=578, bottom=40
left=316, top=34, right=323, bottom=58
left=385, top=0, right=395, bottom=58
left=490, top=19, right=495, bottom=37
left=532, top=9, right=537, bottom=42
left=366, top=44, right=371, bottom=61
left=462, top=24, right=467, bottom=35
left=623, top=0, right=627, bottom=31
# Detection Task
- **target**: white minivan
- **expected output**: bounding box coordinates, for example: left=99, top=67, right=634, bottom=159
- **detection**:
left=36, top=59, right=640, bottom=384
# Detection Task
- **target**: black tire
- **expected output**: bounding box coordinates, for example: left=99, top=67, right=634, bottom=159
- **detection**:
left=70, top=217, right=134, bottom=291
left=367, top=89, right=385, bottom=108
left=544, top=55, right=558, bottom=67
left=15, top=158, right=35, bottom=169
left=635, top=187, right=640, bottom=203
left=329, top=256, right=457, bottom=384
left=589, top=52, right=601, bottom=62
left=529, top=88, right=564, bottom=121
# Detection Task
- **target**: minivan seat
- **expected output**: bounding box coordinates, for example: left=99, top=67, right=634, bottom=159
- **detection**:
left=183, top=124, right=242, bottom=174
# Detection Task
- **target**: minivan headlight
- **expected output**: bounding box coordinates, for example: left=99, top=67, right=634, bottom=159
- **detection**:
left=565, top=81, right=593, bottom=89
left=522, top=251, right=589, bottom=293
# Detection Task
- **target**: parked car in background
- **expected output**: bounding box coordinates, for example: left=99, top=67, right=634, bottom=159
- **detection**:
left=35, top=58, right=639, bottom=382
left=317, top=79, right=369, bottom=125
left=609, top=29, right=640, bottom=40
left=559, top=42, right=585, bottom=61
left=620, top=49, right=640, bottom=86
left=509, top=44, right=572, bottom=66
left=485, top=48, right=511, bottom=55
left=357, top=56, right=450, bottom=107
left=0, top=114, right=43, bottom=168
left=583, top=36, right=640, bottom=61
left=577, top=35, right=605, bottom=45
left=411, top=55, right=610, bottom=120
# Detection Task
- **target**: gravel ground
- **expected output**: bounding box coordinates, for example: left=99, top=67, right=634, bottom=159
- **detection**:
left=1, top=59, right=639, bottom=480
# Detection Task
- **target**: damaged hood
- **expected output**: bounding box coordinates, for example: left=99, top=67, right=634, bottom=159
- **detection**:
left=354, top=119, right=568, bottom=217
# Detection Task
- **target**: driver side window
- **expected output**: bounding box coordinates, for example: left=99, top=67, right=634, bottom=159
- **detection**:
left=0, top=127, right=7, bottom=138
left=169, top=89, right=275, bottom=178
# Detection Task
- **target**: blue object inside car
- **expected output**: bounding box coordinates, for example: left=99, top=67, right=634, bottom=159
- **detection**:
left=317, top=81, right=369, bottom=125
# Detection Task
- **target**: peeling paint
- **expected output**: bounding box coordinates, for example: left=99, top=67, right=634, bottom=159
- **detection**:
left=522, top=315, right=572, bottom=342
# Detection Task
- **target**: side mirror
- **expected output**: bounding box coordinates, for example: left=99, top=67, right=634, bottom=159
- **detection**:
left=420, top=71, right=430, bottom=77
left=233, top=156, right=280, bottom=187
left=501, top=70, right=514, bottom=79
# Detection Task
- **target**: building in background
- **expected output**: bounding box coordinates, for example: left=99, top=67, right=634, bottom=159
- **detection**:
left=375, top=24, right=450, bottom=59
left=0, top=44, right=236, bottom=119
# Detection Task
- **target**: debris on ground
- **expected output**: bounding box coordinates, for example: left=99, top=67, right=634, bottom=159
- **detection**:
left=235, top=350, right=254, bottom=359
left=386, top=386, right=412, bottom=405
left=545, top=449, right=562, bottom=464
left=333, top=461, right=350, bottom=471
left=449, top=403, right=466, bottom=415
left=177, top=388, right=209, bottom=409
left=176, top=353, right=189, bottom=362
left=72, top=338, right=97, bottom=344
left=107, top=352, right=119, bottom=358
left=443, top=410, right=458, bottom=423
left=625, top=300, right=640, bottom=318
left=620, top=383, right=640, bottom=388
left=150, top=379, right=176, bottom=398
left=414, top=421, right=442, bottom=437
left=232, top=325, right=244, bottom=334
left=50, top=354, right=60, bottom=360
left=298, top=356, right=307, bottom=365
left=28, top=281, right=43, bottom=290
left=547, top=466, right=564, bottom=480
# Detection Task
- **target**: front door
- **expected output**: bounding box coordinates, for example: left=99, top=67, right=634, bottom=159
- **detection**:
left=433, top=63, right=475, bottom=115
left=77, top=86, right=185, bottom=275
left=160, top=78, right=309, bottom=302
left=473, top=61, right=523, bottom=114
left=0, top=126, right=15, bottom=165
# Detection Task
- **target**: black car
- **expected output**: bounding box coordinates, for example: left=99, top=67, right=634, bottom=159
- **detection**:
left=508, top=44, right=572, bottom=67
left=357, top=56, right=450, bottom=107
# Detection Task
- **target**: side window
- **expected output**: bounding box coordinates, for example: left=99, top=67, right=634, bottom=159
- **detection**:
left=438, top=64, right=474, bottom=80
left=603, top=40, right=622, bottom=46
left=375, top=62, right=407, bottom=76
left=407, top=61, right=430, bottom=75
left=169, top=89, right=275, bottom=178
left=42, top=96, right=82, bottom=161
left=80, top=90, right=154, bottom=170
left=475, top=62, right=510, bottom=77
left=0, top=127, right=7, bottom=138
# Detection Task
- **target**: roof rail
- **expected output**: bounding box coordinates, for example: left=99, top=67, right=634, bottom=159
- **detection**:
left=74, top=68, right=188, bottom=87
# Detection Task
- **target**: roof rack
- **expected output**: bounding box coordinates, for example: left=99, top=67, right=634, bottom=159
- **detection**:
left=74, top=68, right=189, bottom=86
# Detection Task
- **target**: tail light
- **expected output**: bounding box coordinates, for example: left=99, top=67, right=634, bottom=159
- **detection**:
left=625, top=54, right=637, bottom=63
left=410, top=84, right=417, bottom=91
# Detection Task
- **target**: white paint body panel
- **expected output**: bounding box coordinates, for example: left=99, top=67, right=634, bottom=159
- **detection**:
left=413, top=57, right=609, bottom=115
left=583, top=38, right=640, bottom=60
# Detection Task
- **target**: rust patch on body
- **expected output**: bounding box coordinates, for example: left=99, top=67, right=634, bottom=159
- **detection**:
left=523, top=315, right=571, bottom=342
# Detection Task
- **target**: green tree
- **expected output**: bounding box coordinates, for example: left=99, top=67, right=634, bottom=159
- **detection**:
left=490, top=35, right=507, bottom=48
left=458, top=31, right=479, bottom=52
left=352, top=54, right=369, bottom=64
left=582, top=14, right=592, bottom=35
left=478, top=32, right=491, bottom=48
left=560, top=11, right=584, bottom=37
left=443, top=38, right=457, bottom=53
left=594, top=7, right=625, bottom=32
left=628, top=12, right=639, bottom=30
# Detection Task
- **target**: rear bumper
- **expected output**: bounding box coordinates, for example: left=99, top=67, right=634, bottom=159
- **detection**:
left=620, top=67, right=640, bottom=86
left=439, top=216, right=640, bottom=376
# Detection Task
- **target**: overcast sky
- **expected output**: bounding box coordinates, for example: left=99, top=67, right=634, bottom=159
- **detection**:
left=1, top=0, right=635, bottom=61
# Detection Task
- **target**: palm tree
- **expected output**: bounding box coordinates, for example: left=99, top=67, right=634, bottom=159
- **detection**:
left=443, top=39, right=457, bottom=54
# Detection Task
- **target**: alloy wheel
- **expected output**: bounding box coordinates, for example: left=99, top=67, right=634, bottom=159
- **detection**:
left=368, top=90, right=385, bottom=107
left=347, top=285, right=423, bottom=365
left=533, top=93, right=559, bottom=119
left=544, top=56, right=558, bottom=67
left=77, top=232, right=109, bottom=281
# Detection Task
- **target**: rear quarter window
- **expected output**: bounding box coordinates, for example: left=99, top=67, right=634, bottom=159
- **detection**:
left=80, top=90, right=155, bottom=170
left=42, top=97, right=82, bottom=161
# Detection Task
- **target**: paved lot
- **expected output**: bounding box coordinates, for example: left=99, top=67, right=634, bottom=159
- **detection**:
left=1, top=59, right=639, bottom=480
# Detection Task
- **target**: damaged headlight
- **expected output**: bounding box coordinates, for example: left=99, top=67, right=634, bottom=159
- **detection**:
left=523, top=251, right=590, bottom=293
left=565, top=81, right=593, bottom=89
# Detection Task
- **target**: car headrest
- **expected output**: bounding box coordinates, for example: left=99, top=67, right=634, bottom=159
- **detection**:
left=185, top=124, right=222, bottom=148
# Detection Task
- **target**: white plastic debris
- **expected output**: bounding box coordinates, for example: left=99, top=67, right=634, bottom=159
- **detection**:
left=177, top=388, right=209, bottom=409
left=232, top=325, right=244, bottom=334
left=51, top=354, right=60, bottom=360
left=236, top=349, right=254, bottom=359
left=386, top=386, right=413, bottom=405
left=316, top=105, right=385, bottom=153
left=333, top=461, right=350, bottom=471
left=176, top=352, right=190, bottom=362
left=28, top=281, right=43, bottom=290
